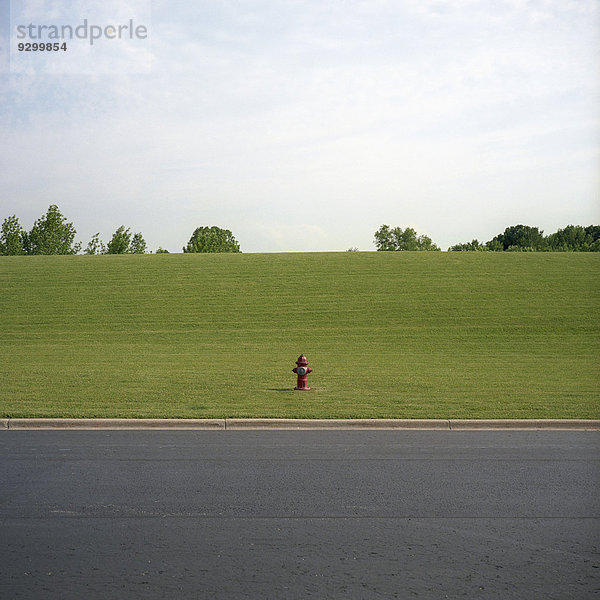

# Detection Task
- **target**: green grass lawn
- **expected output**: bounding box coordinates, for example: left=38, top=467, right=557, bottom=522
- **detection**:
left=0, top=252, right=598, bottom=419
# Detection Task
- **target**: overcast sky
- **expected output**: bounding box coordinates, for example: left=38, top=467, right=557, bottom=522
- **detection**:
left=1, top=0, right=599, bottom=252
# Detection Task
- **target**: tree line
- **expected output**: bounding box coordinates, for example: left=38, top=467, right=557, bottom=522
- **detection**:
left=375, top=224, right=600, bottom=252
left=0, top=205, right=241, bottom=255
left=2, top=206, right=598, bottom=255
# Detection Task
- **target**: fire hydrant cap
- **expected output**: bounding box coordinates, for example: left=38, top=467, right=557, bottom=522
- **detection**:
left=296, top=354, right=308, bottom=365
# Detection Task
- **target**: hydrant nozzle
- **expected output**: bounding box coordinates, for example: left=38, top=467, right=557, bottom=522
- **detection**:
left=292, top=354, right=312, bottom=391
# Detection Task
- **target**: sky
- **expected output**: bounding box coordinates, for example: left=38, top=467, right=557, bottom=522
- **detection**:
left=1, top=0, right=599, bottom=252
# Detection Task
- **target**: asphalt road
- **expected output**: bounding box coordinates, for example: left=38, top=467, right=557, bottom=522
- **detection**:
left=1, top=431, right=598, bottom=599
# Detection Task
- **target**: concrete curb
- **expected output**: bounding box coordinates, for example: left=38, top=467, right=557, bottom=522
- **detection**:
left=449, top=419, right=600, bottom=430
left=5, top=418, right=225, bottom=430
left=2, top=418, right=599, bottom=430
left=226, top=419, right=450, bottom=430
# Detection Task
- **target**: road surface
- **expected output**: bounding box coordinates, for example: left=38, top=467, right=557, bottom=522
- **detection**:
left=1, top=431, right=598, bottom=599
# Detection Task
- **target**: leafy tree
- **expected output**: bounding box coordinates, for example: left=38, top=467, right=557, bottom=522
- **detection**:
left=105, top=227, right=147, bottom=254
left=448, top=239, right=487, bottom=252
left=106, top=226, right=132, bottom=254
left=486, top=225, right=546, bottom=252
left=27, top=205, right=80, bottom=255
left=585, top=225, right=600, bottom=242
left=0, top=215, right=26, bottom=255
left=585, top=225, right=600, bottom=252
left=155, top=247, right=169, bottom=253
left=374, top=225, right=396, bottom=251
left=546, top=225, right=600, bottom=252
left=183, top=226, right=241, bottom=253
left=374, top=225, right=440, bottom=251
left=453, top=224, right=599, bottom=253
left=130, top=232, right=147, bottom=254
left=84, top=233, right=106, bottom=255
left=412, top=231, right=440, bottom=251
left=485, top=238, right=504, bottom=252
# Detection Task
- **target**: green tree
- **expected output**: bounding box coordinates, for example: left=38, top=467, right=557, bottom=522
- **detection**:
left=84, top=233, right=106, bottom=255
left=106, top=226, right=132, bottom=254
left=105, top=227, right=147, bottom=254
left=585, top=225, right=600, bottom=242
left=130, top=232, right=147, bottom=254
left=585, top=225, right=600, bottom=251
left=155, top=247, right=170, bottom=254
left=0, top=215, right=26, bottom=255
left=374, top=225, right=440, bottom=251
left=486, top=225, right=546, bottom=251
left=391, top=227, right=421, bottom=251
left=413, top=231, right=440, bottom=251
left=183, top=226, right=241, bottom=253
left=485, top=238, right=504, bottom=252
left=448, top=239, right=487, bottom=252
left=546, top=225, right=600, bottom=252
left=27, top=205, right=80, bottom=255
left=373, top=225, right=396, bottom=251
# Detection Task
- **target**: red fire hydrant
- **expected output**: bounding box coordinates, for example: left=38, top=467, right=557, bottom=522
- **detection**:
left=292, top=354, right=312, bottom=390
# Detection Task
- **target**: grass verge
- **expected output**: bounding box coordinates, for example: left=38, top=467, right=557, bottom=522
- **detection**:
left=1, top=252, right=598, bottom=419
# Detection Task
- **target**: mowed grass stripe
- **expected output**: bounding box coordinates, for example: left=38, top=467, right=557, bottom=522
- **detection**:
left=0, top=252, right=598, bottom=418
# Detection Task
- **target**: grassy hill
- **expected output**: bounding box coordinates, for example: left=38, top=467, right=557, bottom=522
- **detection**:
left=0, top=252, right=598, bottom=419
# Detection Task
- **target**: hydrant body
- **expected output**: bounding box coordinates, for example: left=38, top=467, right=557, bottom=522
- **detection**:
left=292, top=354, right=312, bottom=390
